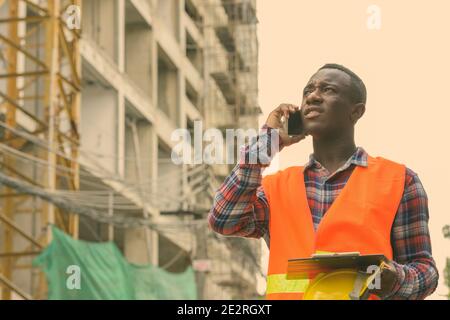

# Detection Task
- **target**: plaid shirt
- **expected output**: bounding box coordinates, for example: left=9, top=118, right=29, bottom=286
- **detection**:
left=208, top=127, right=439, bottom=300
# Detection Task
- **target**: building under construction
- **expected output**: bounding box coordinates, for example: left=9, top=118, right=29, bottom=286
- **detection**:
left=0, top=0, right=261, bottom=300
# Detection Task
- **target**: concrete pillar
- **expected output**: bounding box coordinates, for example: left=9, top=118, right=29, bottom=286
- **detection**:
left=178, top=0, right=186, bottom=53
left=80, top=86, right=118, bottom=174
left=148, top=124, right=159, bottom=266
left=82, top=0, right=116, bottom=63
left=148, top=126, right=158, bottom=202
left=117, top=92, right=125, bottom=177
left=117, top=0, right=125, bottom=72
left=124, top=227, right=158, bottom=265
left=125, top=25, right=153, bottom=98
left=137, top=121, right=152, bottom=196
left=151, top=28, right=158, bottom=110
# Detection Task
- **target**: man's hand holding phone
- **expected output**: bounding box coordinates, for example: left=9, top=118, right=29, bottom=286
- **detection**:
left=265, top=104, right=308, bottom=147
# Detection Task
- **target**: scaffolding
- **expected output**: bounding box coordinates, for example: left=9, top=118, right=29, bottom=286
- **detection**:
left=0, top=0, right=263, bottom=301
left=195, top=0, right=260, bottom=130
left=189, top=0, right=262, bottom=299
left=0, top=0, right=81, bottom=299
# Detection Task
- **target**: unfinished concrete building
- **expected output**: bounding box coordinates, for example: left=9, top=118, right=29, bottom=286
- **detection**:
left=0, top=0, right=261, bottom=300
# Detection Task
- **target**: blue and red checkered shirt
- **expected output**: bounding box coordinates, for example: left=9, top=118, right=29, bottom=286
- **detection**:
left=208, top=126, right=439, bottom=300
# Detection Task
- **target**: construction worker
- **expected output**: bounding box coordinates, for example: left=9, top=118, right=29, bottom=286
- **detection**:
left=208, top=64, right=439, bottom=300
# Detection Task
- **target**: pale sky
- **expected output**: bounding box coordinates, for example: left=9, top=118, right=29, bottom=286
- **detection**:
left=257, top=0, right=449, bottom=299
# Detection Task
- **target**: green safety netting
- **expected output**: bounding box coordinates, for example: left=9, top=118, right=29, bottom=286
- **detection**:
left=32, top=225, right=197, bottom=300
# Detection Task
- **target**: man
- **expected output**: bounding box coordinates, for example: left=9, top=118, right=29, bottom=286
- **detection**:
left=208, top=64, right=439, bottom=300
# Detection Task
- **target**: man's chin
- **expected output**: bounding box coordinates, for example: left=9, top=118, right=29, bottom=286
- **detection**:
left=303, top=125, right=325, bottom=138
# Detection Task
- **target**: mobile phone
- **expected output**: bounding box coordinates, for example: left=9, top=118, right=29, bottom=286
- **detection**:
left=288, top=110, right=304, bottom=135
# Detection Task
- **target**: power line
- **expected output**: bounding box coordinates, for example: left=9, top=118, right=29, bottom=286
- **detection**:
left=0, top=170, right=208, bottom=230
left=0, top=142, right=185, bottom=202
left=0, top=120, right=219, bottom=191
left=0, top=132, right=217, bottom=192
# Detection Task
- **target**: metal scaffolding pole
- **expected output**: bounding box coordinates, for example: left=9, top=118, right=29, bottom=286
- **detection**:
left=0, top=0, right=81, bottom=300
left=1, top=0, right=19, bottom=301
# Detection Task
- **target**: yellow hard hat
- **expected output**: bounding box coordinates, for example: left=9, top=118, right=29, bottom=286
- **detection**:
left=303, top=269, right=370, bottom=300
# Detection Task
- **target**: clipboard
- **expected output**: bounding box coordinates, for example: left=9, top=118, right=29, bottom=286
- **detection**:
left=286, top=252, right=387, bottom=280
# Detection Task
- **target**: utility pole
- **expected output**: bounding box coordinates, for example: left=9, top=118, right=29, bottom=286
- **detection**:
left=194, top=224, right=209, bottom=299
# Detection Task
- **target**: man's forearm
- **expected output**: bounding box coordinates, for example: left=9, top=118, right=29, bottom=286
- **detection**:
left=386, top=170, right=439, bottom=300
left=208, top=164, right=267, bottom=238
left=208, top=126, right=280, bottom=238
left=387, top=259, right=439, bottom=300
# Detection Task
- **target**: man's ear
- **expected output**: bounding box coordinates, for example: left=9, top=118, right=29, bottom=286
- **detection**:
left=350, top=103, right=365, bottom=124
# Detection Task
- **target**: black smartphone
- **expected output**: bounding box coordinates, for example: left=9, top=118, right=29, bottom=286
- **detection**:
left=288, top=110, right=304, bottom=135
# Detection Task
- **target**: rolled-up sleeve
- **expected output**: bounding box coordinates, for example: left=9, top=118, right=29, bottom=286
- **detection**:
left=208, top=126, right=280, bottom=239
left=388, top=169, right=439, bottom=299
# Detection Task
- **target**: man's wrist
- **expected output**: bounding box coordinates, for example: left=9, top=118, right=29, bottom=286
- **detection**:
left=262, top=124, right=284, bottom=150
left=378, top=261, right=403, bottom=299
left=383, top=261, right=404, bottom=299
left=239, top=124, right=282, bottom=167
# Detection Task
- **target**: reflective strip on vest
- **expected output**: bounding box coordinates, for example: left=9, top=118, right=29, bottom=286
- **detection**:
left=266, top=251, right=334, bottom=296
left=266, top=274, right=310, bottom=295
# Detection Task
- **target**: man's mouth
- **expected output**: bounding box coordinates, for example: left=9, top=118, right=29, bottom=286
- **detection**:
left=303, top=105, right=323, bottom=119
left=304, top=110, right=321, bottom=119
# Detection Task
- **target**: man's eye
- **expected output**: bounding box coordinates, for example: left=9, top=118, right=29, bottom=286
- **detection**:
left=324, top=87, right=335, bottom=93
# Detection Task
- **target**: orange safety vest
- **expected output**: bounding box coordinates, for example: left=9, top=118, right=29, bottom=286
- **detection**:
left=261, top=155, right=406, bottom=300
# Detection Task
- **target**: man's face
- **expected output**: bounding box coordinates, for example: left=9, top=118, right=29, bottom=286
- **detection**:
left=300, top=68, right=357, bottom=138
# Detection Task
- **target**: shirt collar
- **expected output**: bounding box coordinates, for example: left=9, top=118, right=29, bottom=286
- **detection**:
left=303, top=147, right=368, bottom=172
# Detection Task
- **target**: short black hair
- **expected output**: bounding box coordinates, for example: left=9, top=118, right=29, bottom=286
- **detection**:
left=318, top=63, right=367, bottom=104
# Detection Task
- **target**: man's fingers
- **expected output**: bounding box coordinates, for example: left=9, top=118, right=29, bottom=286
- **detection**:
left=279, top=104, right=299, bottom=112
left=279, top=104, right=300, bottom=120
left=267, top=104, right=300, bottom=129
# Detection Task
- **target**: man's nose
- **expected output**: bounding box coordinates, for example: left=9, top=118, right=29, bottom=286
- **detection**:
left=306, top=88, right=323, bottom=105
